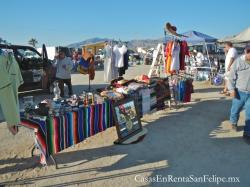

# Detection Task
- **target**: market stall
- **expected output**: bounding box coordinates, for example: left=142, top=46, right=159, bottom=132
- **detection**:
left=8, top=30, right=194, bottom=168
left=180, top=30, right=218, bottom=82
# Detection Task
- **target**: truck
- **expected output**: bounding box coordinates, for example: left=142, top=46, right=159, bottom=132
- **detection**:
left=0, top=44, right=55, bottom=93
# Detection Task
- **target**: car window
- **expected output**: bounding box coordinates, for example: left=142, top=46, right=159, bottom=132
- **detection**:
left=17, top=49, right=41, bottom=59
left=15, top=48, right=44, bottom=70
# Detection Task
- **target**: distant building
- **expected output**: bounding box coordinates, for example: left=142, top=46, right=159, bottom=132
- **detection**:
left=81, top=41, right=106, bottom=55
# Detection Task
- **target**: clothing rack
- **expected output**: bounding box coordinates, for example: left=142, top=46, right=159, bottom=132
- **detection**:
left=167, top=72, right=193, bottom=109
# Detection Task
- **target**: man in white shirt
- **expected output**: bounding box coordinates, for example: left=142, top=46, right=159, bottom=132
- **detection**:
left=221, top=42, right=238, bottom=95
left=54, top=49, right=73, bottom=97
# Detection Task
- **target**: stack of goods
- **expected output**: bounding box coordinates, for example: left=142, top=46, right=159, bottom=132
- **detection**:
left=111, top=78, right=148, bottom=118
left=148, top=81, right=157, bottom=111
left=100, top=90, right=124, bottom=101
left=135, top=75, right=150, bottom=84
left=139, top=88, right=151, bottom=115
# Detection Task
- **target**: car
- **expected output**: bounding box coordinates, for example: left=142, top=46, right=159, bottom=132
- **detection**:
left=0, top=44, right=54, bottom=93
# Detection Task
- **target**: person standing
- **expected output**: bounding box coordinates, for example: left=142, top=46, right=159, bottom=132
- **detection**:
left=222, top=42, right=238, bottom=95
left=54, top=49, right=73, bottom=97
left=72, top=50, right=81, bottom=72
left=228, top=43, right=250, bottom=143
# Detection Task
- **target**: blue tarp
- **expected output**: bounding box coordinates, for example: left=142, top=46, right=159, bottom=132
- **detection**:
left=181, top=31, right=217, bottom=44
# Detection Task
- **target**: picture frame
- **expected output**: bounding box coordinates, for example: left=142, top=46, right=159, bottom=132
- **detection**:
left=112, top=98, right=143, bottom=143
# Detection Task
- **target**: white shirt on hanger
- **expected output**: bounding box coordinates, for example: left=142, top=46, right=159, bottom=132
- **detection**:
left=113, top=45, right=127, bottom=68
left=171, top=42, right=180, bottom=71
left=104, top=44, right=112, bottom=82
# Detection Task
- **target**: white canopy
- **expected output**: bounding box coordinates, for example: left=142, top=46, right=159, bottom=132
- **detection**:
left=219, top=27, right=250, bottom=43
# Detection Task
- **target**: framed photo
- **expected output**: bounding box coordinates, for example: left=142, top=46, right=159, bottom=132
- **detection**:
left=112, top=98, right=142, bottom=142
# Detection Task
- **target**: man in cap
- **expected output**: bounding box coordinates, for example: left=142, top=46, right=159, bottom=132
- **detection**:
left=228, top=43, right=250, bottom=143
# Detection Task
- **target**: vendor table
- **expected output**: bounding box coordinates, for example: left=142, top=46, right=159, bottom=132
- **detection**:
left=20, top=100, right=114, bottom=167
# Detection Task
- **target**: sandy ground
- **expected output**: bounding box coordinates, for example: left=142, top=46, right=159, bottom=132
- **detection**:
left=0, top=65, right=250, bottom=187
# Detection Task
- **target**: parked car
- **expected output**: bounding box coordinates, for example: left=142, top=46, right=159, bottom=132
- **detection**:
left=0, top=44, right=54, bottom=92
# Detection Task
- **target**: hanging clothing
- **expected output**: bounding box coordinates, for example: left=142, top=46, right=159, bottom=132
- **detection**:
left=165, top=41, right=173, bottom=74
left=170, top=41, right=180, bottom=72
left=104, top=45, right=112, bottom=82
left=104, top=44, right=118, bottom=82
left=123, top=51, right=129, bottom=70
left=176, top=79, right=193, bottom=103
left=113, top=45, right=127, bottom=68
left=183, top=79, right=193, bottom=103
left=118, top=51, right=129, bottom=76
left=0, top=54, right=23, bottom=126
left=78, top=55, right=95, bottom=80
left=7, top=55, right=24, bottom=103
left=179, top=41, right=189, bottom=70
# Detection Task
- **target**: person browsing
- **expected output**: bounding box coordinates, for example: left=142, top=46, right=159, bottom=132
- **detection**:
left=54, top=49, right=73, bottom=97
left=227, top=43, right=250, bottom=144
left=221, top=42, right=238, bottom=95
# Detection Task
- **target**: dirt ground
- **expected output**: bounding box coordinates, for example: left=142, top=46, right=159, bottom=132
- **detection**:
left=0, top=65, right=249, bottom=187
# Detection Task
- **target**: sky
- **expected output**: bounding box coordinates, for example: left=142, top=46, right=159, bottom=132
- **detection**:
left=1, top=0, right=250, bottom=47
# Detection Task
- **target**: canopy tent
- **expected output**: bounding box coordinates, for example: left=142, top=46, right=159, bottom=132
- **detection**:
left=180, top=30, right=217, bottom=45
left=218, top=27, right=250, bottom=43
left=179, top=31, right=217, bottom=69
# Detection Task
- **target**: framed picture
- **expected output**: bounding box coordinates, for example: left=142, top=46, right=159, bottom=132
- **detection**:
left=112, top=98, right=142, bottom=142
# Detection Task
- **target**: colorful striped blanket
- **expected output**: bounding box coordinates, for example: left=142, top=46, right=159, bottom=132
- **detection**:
left=20, top=100, right=114, bottom=160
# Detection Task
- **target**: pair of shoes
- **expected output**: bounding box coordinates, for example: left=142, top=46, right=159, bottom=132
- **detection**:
left=230, top=124, right=239, bottom=131
left=243, top=133, right=250, bottom=145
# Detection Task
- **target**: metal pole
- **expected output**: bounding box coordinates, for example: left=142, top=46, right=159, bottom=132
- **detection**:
left=205, top=42, right=212, bottom=69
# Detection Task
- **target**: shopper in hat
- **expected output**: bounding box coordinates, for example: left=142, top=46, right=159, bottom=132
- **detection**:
left=221, top=42, right=238, bottom=96
left=54, top=49, right=73, bottom=97
left=228, top=43, right=250, bottom=143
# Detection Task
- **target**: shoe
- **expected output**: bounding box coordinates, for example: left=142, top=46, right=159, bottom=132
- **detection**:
left=230, top=124, right=239, bottom=132
left=243, top=133, right=250, bottom=145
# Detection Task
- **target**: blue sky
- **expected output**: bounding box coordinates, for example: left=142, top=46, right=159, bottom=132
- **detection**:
left=1, top=0, right=249, bottom=46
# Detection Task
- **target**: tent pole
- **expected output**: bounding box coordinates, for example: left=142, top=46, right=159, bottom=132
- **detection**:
left=205, top=42, right=212, bottom=70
